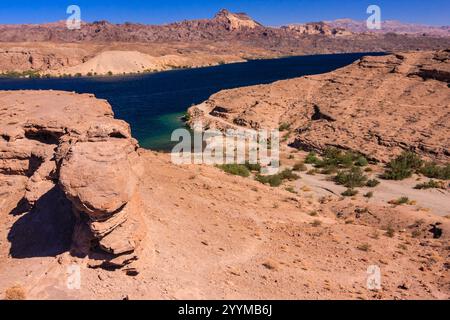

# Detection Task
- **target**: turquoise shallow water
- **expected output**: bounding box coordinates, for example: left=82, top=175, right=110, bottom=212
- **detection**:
left=0, top=53, right=384, bottom=151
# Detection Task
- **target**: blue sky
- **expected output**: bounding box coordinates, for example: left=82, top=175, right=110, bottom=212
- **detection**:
left=0, top=0, right=449, bottom=26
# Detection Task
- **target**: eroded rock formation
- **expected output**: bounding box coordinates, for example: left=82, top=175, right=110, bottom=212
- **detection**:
left=188, top=50, right=450, bottom=163
left=0, top=91, right=146, bottom=268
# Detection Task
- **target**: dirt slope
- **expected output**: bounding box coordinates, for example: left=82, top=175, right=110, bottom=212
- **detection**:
left=0, top=91, right=448, bottom=300
left=189, top=50, right=450, bottom=163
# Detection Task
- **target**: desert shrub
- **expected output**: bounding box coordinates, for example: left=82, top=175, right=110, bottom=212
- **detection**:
left=419, top=162, right=450, bottom=180
left=354, top=156, right=369, bottom=167
left=304, top=152, right=320, bottom=164
left=411, top=230, right=421, bottom=238
left=285, top=186, right=297, bottom=194
left=389, top=196, right=410, bottom=205
left=311, top=220, right=322, bottom=227
left=334, top=167, right=368, bottom=188
left=255, top=174, right=282, bottom=187
left=217, top=164, right=250, bottom=177
left=279, top=169, right=300, bottom=181
left=293, top=161, right=307, bottom=172
left=357, top=243, right=371, bottom=252
left=319, top=165, right=339, bottom=175
left=244, top=161, right=261, bottom=172
left=366, top=179, right=380, bottom=188
left=414, top=180, right=445, bottom=190
left=385, top=225, right=395, bottom=238
left=279, top=123, right=291, bottom=131
left=381, top=151, right=423, bottom=180
left=316, top=147, right=354, bottom=168
left=107, top=71, right=113, bottom=76
left=308, top=211, right=318, bottom=217
left=364, top=191, right=374, bottom=198
left=342, top=188, right=358, bottom=197
left=255, top=169, right=299, bottom=187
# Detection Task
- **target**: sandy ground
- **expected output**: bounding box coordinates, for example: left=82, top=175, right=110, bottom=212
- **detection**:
left=48, top=50, right=245, bottom=76
left=293, top=165, right=450, bottom=217
left=0, top=151, right=448, bottom=300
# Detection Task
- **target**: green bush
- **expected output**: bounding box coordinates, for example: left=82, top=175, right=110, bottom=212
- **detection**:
left=414, top=180, right=445, bottom=190
left=244, top=161, right=262, bottom=172
left=366, top=179, right=380, bottom=188
left=279, top=123, right=291, bottom=131
left=316, top=148, right=353, bottom=168
left=389, top=197, right=410, bottom=205
left=381, top=151, right=423, bottom=180
left=217, top=164, right=250, bottom=177
left=354, top=156, right=369, bottom=167
left=304, top=152, right=320, bottom=164
left=334, top=167, right=368, bottom=188
left=342, top=188, right=358, bottom=197
left=279, top=169, right=300, bottom=181
left=255, top=169, right=299, bottom=187
left=255, top=174, right=283, bottom=187
left=319, top=165, right=339, bottom=175
left=364, top=191, right=374, bottom=198
left=419, top=162, right=450, bottom=180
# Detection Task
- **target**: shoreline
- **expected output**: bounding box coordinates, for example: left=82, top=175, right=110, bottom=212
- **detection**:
left=0, top=50, right=390, bottom=80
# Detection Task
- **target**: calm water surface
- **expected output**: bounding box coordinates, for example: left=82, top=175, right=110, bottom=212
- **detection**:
left=0, top=53, right=383, bottom=150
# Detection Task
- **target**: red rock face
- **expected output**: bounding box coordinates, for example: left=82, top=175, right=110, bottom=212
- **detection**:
left=0, top=91, right=146, bottom=269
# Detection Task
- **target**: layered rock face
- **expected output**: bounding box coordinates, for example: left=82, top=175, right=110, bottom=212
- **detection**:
left=0, top=45, right=90, bottom=73
left=0, top=91, right=146, bottom=268
left=282, top=22, right=351, bottom=37
left=188, top=50, right=450, bottom=163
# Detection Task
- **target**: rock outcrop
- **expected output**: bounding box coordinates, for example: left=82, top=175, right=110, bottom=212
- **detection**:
left=0, top=90, right=146, bottom=268
left=1, top=10, right=450, bottom=76
left=327, top=19, right=450, bottom=37
left=282, top=22, right=351, bottom=37
left=188, top=50, right=450, bottom=163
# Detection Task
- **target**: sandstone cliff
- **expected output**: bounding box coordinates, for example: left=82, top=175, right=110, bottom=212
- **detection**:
left=0, top=91, right=146, bottom=269
left=188, top=50, right=450, bottom=163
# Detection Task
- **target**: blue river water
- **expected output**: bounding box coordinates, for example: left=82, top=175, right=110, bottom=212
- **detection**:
left=0, top=53, right=383, bottom=150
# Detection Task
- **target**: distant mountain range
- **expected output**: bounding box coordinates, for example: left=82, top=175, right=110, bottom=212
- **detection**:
left=327, top=19, right=450, bottom=36
left=0, top=9, right=448, bottom=43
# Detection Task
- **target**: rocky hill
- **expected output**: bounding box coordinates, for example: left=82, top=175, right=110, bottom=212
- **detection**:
left=282, top=22, right=352, bottom=36
left=188, top=50, right=450, bottom=163
left=1, top=10, right=450, bottom=76
left=0, top=90, right=449, bottom=299
left=328, top=19, right=450, bottom=36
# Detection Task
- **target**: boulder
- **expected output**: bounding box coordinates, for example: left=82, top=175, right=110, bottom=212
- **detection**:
left=0, top=90, right=147, bottom=268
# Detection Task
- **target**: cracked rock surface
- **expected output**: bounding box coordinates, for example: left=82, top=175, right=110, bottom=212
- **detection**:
left=0, top=90, right=146, bottom=268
